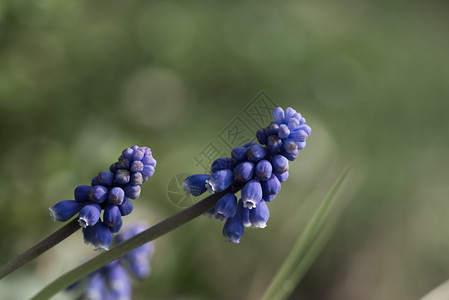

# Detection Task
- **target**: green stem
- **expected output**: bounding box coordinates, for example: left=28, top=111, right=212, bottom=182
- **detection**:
left=0, top=218, right=80, bottom=280
left=261, top=168, right=350, bottom=300
left=31, top=182, right=244, bottom=300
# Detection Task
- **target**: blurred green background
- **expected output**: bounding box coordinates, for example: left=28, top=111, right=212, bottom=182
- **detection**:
left=1, top=0, right=449, bottom=299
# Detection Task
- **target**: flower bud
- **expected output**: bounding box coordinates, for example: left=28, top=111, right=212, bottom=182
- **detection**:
left=115, top=169, right=130, bottom=185
left=118, top=198, right=134, bottom=216
left=183, top=174, right=210, bottom=196
left=272, top=107, right=285, bottom=124
left=247, top=144, right=266, bottom=163
left=278, top=124, right=290, bottom=139
left=104, top=204, right=122, bottom=227
left=97, top=171, right=114, bottom=187
left=206, top=169, right=234, bottom=193
left=261, top=174, right=281, bottom=202
left=129, top=172, right=143, bottom=185
left=271, top=155, right=289, bottom=174
left=49, top=200, right=80, bottom=222
left=267, top=135, right=282, bottom=153
left=231, top=146, right=248, bottom=164
left=241, top=180, right=262, bottom=209
left=233, top=161, right=254, bottom=182
left=222, top=214, right=244, bottom=244
left=256, top=129, right=267, bottom=144
left=284, top=107, right=297, bottom=121
left=274, top=171, right=289, bottom=182
left=249, top=200, right=270, bottom=228
left=123, top=185, right=141, bottom=199
left=74, top=185, right=90, bottom=203
left=83, top=221, right=112, bottom=251
left=108, top=187, right=125, bottom=205
left=88, top=185, right=109, bottom=203
left=255, top=160, right=272, bottom=181
left=237, top=199, right=251, bottom=227
left=130, top=161, right=144, bottom=173
left=141, top=165, right=155, bottom=178
left=215, top=193, right=238, bottom=220
left=78, top=204, right=101, bottom=228
left=210, top=157, right=235, bottom=173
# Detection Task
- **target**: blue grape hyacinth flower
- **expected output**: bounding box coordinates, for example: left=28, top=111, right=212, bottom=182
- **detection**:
left=70, top=223, right=154, bottom=300
left=49, top=200, right=81, bottom=222
left=183, top=174, right=210, bottom=196
left=183, top=107, right=311, bottom=243
left=49, top=145, right=157, bottom=250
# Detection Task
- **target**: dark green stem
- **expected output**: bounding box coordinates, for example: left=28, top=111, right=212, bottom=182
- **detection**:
left=0, top=218, right=80, bottom=280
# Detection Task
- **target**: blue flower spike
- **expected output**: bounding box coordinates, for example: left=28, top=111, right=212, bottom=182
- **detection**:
left=120, top=224, right=155, bottom=280
left=184, top=106, right=311, bottom=243
left=50, top=145, right=157, bottom=250
left=105, top=262, right=131, bottom=300
left=85, top=272, right=105, bottom=300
